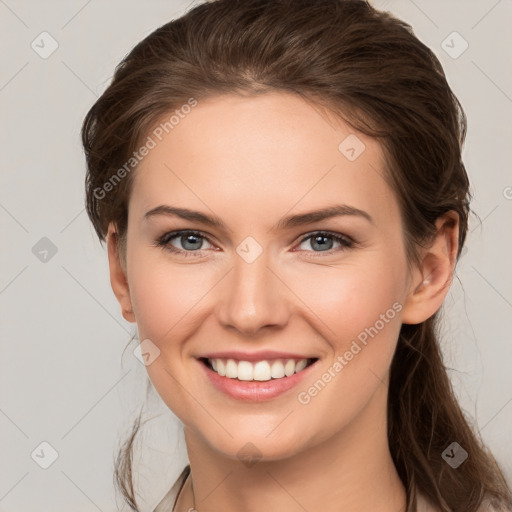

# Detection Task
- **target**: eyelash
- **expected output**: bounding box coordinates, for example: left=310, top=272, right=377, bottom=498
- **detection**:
left=154, top=230, right=356, bottom=258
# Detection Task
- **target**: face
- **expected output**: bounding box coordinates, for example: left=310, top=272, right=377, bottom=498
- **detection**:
left=109, top=91, right=422, bottom=462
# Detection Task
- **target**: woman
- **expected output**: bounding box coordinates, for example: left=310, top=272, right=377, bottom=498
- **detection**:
left=81, top=0, right=512, bottom=511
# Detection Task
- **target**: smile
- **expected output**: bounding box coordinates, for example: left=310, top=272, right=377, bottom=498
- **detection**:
left=202, top=357, right=317, bottom=381
left=198, top=357, right=320, bottom=401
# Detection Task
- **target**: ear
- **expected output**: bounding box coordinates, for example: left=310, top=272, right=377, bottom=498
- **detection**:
left=401, top=211, right=459, bottom=325
left=106, top=222, right=136, bottom=323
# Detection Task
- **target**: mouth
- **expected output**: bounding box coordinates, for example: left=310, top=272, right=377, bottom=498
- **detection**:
left=198, top=357, right=319, bottom=382
left=198, top=355, right=320, bottom=401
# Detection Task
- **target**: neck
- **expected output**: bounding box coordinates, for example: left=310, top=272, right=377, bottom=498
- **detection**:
left=175, top=382, right=406, bottom=512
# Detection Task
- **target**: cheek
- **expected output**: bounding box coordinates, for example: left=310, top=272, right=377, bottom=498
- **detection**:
left=288, top=260, right=405, bottom=437
left=286, top=256, right=405, bottom=348
left=126, top=248, right=212, bottom=342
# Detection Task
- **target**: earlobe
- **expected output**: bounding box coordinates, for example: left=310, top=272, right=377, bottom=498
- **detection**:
left=106, top=223, right=136, bottom=323
left=401, top=211, right=459, bottom=325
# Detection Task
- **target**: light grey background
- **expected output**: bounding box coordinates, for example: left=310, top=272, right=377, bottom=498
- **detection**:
left=1, top=0, right=511, bottom=511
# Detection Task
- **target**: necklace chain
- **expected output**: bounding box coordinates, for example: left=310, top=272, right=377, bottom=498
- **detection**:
left=191, top=477, right=197, bottom=511
left=174, top=472, right=196, bottom=512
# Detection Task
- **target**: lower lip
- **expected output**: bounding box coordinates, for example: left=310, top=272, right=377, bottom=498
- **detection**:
left=197, top=358, right=318, bottom=402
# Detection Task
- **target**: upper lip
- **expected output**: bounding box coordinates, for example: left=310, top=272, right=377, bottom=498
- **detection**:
left=199, top=351, right=317, bottom=362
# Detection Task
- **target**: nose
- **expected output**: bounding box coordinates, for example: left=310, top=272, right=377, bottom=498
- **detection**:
left=216, top=249, right=291, bottom=337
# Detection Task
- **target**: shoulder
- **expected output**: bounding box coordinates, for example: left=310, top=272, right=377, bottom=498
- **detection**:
left=152, top=465, right=190, bottom=512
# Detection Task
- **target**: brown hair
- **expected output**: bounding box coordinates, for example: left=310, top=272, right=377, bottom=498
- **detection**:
left=81, top=0, right=512, bottom=510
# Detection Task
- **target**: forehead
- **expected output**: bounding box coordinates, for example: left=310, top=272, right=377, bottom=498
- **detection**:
left=130, top=92, right=398, bottom=231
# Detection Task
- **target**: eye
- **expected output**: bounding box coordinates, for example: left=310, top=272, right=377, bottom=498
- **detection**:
left=155, top=229, right=356, bottom=258
left=295, top=231, right=355, bottom=255
left=155, top=230, right=215, bottom=256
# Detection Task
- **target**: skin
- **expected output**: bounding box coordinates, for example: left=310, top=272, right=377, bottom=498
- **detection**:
left=107, top=92, right=458, bottom=512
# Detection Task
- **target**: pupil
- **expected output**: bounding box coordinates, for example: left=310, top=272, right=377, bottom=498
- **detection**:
left=312, top=235, right=332, bottom=251
left=183, top=234, right=202, bottom=250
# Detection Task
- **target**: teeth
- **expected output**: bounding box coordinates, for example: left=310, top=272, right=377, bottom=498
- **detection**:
left=207, top=357, right=312, bottom=381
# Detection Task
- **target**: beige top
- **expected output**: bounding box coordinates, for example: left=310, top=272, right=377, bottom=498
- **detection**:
left=153, top=466, right=189, bottom=512
left=152, top=465, right=506, bottom=512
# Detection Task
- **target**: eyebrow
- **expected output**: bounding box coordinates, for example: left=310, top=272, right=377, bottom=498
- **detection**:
left=273, top=204, right=374, bottom=230
left=143, top=204, right=374, bottom=231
